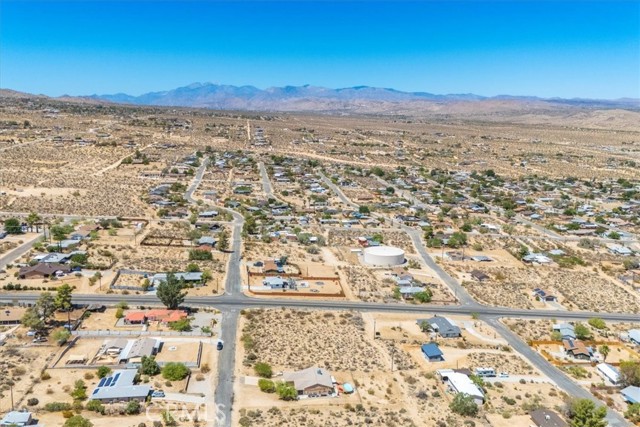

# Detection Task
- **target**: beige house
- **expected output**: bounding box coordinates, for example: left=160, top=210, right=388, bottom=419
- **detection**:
left=282, top=366, right=334, bottom=397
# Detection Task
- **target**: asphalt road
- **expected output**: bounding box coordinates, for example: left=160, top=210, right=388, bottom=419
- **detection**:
left=183, top=156, right=244, bottom=425
left=0, top=233, right=44, bottom=270
left=485, top=317, right=629, bottom=427
left=257, top=162, right=274, bottom=198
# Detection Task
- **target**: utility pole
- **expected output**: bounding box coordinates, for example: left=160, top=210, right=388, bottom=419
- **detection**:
left=373, top=319, right=376, bottom=339
left=10, top=384, right=14, bottom=411
left=391, top=344, right=396, bottom=372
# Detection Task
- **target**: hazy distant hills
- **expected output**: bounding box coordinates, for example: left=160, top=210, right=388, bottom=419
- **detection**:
left=86, top=82, right=639, bottom=113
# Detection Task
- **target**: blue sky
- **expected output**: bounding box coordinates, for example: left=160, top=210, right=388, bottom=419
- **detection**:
left=1, top=0, right=639, bottom=99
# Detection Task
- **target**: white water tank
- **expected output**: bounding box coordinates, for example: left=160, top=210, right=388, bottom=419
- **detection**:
left=363, top=245, right=405, bottom=266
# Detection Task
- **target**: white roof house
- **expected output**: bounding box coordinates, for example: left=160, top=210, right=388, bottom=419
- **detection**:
left=596, top=363, right=620, bottom=385
left=1, top=411, right=35, bottom=426
left=437, top=370, right=484, bottom=405
left=629, top=329, right=640, bottom=345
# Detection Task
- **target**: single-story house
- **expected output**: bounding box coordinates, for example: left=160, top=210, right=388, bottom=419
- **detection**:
left=421, top=343, right=444, bottom=362
left=150, top=272, right=203, bottom=287
left=90, top=369, right=151, bottom=403
left=470, top=270, right=489, bottom=282
left=608, top=244, right=633, bottom=256
left=529, top=408, right=568, bottom=427
left=596, top=363, right=620, bottom=385
left=398, top=286, right=425, bottom=299
left=563, top=339, right=593, bottom=360
left=118, top=338, right=159, bottom=364
left=523, top=253, right=552, bottom=264
left=199, top=210, right=218, bottom=218
left=533, top=288, right=558, bottom=302
left=18, top=263, right=71, bottom=279
left=417, top=316, right=461, bottom=338
left=262, top=277, right=290, bottom=289
left=282, top=366, right=334, bottom=397
left=124, top=309, right=188, bottom=325
left=629, top=329, right=640, bottom=345
left=436, top=369, right=484, bottom=405
left=197, top=236, right=216, bottom=247
left=0, top=411, right=39, bottom=426
left=0, top=306, right=26, bottom=325
left=621, top=386, right=640, bottom=404
left=553, top=323, right=576, bottom=340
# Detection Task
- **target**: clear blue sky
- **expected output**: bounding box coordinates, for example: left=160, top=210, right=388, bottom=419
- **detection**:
left=1, top=0, right=639, bottom=99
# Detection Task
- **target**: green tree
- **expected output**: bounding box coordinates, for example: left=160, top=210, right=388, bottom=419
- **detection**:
left=186, top=263, right=201, bottom=272
left=162, top=362, right=190, bottom=381
left=70, top=379, right=87, bottom=400
left=588, top=318, right=606, bottom=330
left=625, top=403, right=640, bottom=423
left=96, top=366, right=111, bottom=379
left=567, top=398, right=607, bottom=427
left=139, top=356, right=160, bottom=376
left=599, top=345, right=610, bottom=362
left=52, top=327, right=71, bottom=344
left=574, top=323, right=592, bottom=340
left=168, top=318, right=191, bottom=332
left=619, top=360, right=640, bottom=387
left=258, top=379, right=276, bottom=393
left=21, top=307, right=45, bottom=331
left=359, top=205, right=370, bottom=214
left=35, top=291, right=56, bottom=323
left=217, top=229, right=230, bottom=252
left=26, top=212, right=41, bottom=232
left=608, top=231, right=621, bottom=240
left=254, top=362, right=273, bottom=378
left=447, top=231, right=468, bottom=248
left=55, top=284, right=73, bottom=311
left=4, top=217, right=22, bottom=234
left=51, top=224, right=70, bottom=242
left=449, top=392, right=478, bottom=416
left=156, top=272, right=187, bottom=309
left=63, top=415, right=93, bottom=427
left=276, top=381, right=298, bottom=401
left=413, top=290, right=433, bottom=303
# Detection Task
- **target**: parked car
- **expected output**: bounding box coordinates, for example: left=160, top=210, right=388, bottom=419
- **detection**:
left=499, top=372, right=509, bottom=378
left=26, top=330, right=38, bottom=336
left=216, top=340, right=224, bottom=351
left=32, top=337, right=47, bottom=343
left=151, top=390, right=165, bottom=398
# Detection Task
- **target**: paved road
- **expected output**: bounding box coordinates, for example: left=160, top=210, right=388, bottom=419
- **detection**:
left=319, top=172, right=358, bottom=208
left=485, top=317, right=629, bottom=427
left=183, top=156, right=244, bottom=426
left=257, top=162, right=274, bottom=198
left=403, top=226, right=478, bottom=306
left=0, top=233, right=43, bottom=270
left=3, top=292, right=640, bottom=323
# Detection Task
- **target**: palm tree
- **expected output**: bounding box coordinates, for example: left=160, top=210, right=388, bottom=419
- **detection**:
left=599, top=345, right=610, bottom=362
left=26, top=212, right=41, bottom=233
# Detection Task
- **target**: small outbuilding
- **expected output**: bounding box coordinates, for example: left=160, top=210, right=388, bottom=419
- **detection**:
left=421, top=343, right=444, bottom=362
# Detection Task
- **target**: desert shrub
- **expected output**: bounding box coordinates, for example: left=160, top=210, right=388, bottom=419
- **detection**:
left=44, top=402, right=73, bottom=412
left=254, top=362, right=273, bottom=378
left=162, top=362, right=190, bottom=381
left=258, top=379, right=276, bottom=393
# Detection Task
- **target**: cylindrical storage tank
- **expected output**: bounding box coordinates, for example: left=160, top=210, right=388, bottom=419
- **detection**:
left=363, top=246, right=405, bottom=266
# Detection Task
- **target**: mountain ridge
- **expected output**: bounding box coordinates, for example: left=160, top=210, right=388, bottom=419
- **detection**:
left=84, top=82, right=639, bottom=112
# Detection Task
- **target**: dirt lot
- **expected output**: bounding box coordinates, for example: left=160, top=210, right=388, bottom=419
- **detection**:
left=462, top=266, right=640, bottom=313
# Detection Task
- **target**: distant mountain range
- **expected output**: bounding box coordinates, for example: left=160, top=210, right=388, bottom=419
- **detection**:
left=85, top=82, right=640, bottom=113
